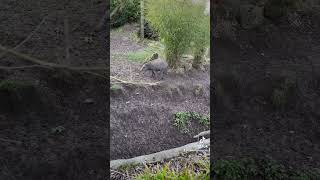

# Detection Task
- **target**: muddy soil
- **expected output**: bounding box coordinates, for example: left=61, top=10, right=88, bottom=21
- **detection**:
left=0, top=1, right=108, bottom=180
left=213, top=10, right=320, bottom=169
left=110, top=24, right=210, bottom=160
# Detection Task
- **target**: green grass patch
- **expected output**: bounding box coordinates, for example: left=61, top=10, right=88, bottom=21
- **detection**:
left=214, top=158, right=320, bottom=180
left=174, top=111, right=210, bottom=133
left=118, top=163, right=140, bottom=172
left=127, top=41, right=165, bottom=63
left=110, top=84, right=122, bottom=91
left=134, top=158, right=210, bottom=180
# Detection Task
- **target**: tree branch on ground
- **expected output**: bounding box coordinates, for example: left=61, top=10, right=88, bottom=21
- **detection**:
left=0, top=137, right=22, bottom=145
left=193, top=130, right=210, bottom=138
left=0, top=44, right=108, bottom=79
left=0, top=15, right=48, bottom=59
left=0, top=44, right=107, bottom=71
left=110, top=139, right=210, bottom=169
left=111, top=76, right=161, bottom=86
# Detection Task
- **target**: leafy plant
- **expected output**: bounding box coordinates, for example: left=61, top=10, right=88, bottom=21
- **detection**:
left=127, top=42, right=165, bottom=62
left=118, top=162, right=140, bottom=172
left=110, top=84, right=122, bottom=91
left=214, top=158, right=320, bottom=180
left=134, top=159, right=210, bottom=179
left=174, top=111, right=210, bottom=133
left=145, top=0, right=209, bottom=68
left=262, top=160, right=288, bottom=180
left=111, top=0, right=140, bottom=28
left=174, top=111, right=192, bottom=133
left=214, top=159, right=249, bottom=180
left=190, top=112, right=210, bottom=126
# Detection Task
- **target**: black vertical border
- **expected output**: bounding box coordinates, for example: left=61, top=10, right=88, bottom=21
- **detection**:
left=210, top=0, right=215, bottom=178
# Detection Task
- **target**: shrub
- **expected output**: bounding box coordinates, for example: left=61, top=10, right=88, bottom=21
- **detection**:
left=145, top=0, right=209, bottom=69
left=111, top=0, right=140, bottom=28
left=174, top=111, right=210, bottom=133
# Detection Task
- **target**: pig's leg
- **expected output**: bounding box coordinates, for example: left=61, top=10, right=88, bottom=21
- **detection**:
left=151, top=70, right=155, bottom=78
left=160, top=70, right=164, bottom=80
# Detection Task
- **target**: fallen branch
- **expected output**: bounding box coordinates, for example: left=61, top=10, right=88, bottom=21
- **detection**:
left=0, top=65, right=53, bottom=70
left=0, top=137, right=22, bottom=145
left=0, top=15, right=48, bottom=59
left=111, top=76, right=161, bottom=86
left=0, top=44, right=108, bottom=71
left=193, top=130, right=210, bottom=139
left=110, top=139, right=210, bottom=169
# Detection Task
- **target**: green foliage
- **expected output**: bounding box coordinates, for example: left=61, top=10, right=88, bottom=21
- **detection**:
left=145, top=0, right=209, bottom=68
left=190, top=112, right=210, bottom=126
left=214, top=158, right=259, bottom=180
left=214, top=158, right=320, bottom=180
left=262, top=160, right=288, bottom=180
left=118, top=163, right=140, bottom=172
left=174, top=111, right=191, bottom=133
left=111, top=0, right=140, bottom=28
left=110, top=84, right=122, bottom=91
left=271, top=78, right=296, bottom=110
left=134, top=159, right=210, bottom=179
left=174, top=111, right=210, bottom=133
left=127, top=42, right=165, bottom=63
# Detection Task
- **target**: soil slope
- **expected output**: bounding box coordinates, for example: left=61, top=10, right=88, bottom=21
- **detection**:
left=213, top=9, right=320, bottom=169
left=0, top=1, right=108, bottom=179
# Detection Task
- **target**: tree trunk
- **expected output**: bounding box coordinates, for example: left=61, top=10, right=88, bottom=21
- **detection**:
left=140, top=0, right=144, bottom=40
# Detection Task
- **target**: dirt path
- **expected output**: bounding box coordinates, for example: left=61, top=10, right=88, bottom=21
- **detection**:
left=110, top=24, right=210, bottom=160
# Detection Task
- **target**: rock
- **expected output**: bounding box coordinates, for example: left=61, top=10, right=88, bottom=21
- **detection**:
left=83, top=98, right=95, bottom=104
left=240, top=4, right=264, bottom=29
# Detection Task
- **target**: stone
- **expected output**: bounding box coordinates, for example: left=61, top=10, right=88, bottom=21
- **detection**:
left=83, top=98, right=95, bottom=104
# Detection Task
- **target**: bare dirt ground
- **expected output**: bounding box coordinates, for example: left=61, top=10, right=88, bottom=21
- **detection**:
left=110, top=24, right=210, bottom=160
left=0, top=1, right=108, bottom=179
left=213, top=10, right=320, bottom=169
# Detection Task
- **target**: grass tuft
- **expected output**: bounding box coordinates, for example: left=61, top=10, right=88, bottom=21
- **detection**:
left=174, top=111, right=210, bottom=133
